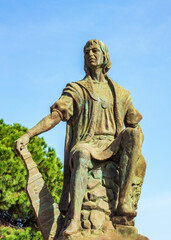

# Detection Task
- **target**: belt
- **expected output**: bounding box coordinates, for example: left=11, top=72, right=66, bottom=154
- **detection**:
left=93, top=135, right=114, bottom=140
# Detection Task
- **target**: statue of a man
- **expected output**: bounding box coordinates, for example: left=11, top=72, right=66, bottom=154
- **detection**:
left=15, top=39, right=144, bottom=236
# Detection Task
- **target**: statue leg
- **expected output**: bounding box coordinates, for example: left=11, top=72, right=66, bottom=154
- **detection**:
left=117, top=127, right=143, bottom=217
left=63, top=148, right=90, bottom=236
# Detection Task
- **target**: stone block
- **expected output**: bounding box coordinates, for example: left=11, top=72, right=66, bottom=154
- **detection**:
left=102, top=221, right=114, bottom=232
left=81, top=210, right=90, bottom=220
left=82, top=201, right=96, bottom=210
left=82, top=220, right=91, bottom=229
left=87, top=179, right=101, bottom=189
left=89, top=185, right=106, bottom=201
left=92, top=169, right=102, bottom=179
left=97, top=199, right=110, bottom=215
left=90, top=210, right=105, bottom=229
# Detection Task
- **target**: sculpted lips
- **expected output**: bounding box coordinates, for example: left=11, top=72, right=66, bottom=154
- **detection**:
left=89, top=58, right=96, bottom=62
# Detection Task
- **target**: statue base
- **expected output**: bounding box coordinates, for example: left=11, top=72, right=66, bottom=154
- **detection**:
left=56, top=160, right=148, bottom=240
left=20, top=148, right=148, bottom=240
left=57, top=223, right=149, bottom=240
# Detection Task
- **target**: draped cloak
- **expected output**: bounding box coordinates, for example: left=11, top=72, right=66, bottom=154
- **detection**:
left=50, top=75, right=142, bottom=213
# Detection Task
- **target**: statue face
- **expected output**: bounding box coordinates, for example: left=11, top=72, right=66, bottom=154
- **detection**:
left=84, top=41, right=104, bottom=69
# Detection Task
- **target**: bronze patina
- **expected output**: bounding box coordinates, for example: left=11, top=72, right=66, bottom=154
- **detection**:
left=15, top=39, right=148, bottom=240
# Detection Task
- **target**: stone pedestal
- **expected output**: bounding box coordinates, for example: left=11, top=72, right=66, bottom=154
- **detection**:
left=20, top=146, right=148, bottom=240
left=81, top=161, right=119, bottom=230
left=57, top=160, right=149, bottom=240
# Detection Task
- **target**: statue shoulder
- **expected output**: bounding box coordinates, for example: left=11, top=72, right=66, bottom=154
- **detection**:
left=74, top=77, right=88, bottom=86
left=64, top=81, right=82, bottom=91
left=63, top=80, right=85, bottom=99
left=65, top=77, right=87, bottom=88
left=108, top=78, right=130, bottom=99
left=69, top=77, right=90, bottom=93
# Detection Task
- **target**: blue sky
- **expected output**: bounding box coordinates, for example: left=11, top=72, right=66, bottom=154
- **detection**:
left=0, top=1, right=171, bottom=239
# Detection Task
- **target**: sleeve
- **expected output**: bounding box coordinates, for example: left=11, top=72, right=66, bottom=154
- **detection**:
left=50, top=94, right=74, bottom=122
left=50, top=83, right=83, bottom=122
left=124, top=101, right=143, bottom=128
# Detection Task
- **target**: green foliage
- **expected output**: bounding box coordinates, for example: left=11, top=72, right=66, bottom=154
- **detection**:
left=0, top=119, right=63, bottom=234
left=0, top=226, right=43, bottom=240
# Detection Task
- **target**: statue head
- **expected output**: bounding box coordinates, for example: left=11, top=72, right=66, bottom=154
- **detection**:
left=84, top=39, right=111, bottom=75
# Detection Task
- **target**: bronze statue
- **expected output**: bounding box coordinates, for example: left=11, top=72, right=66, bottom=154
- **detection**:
left=15, top=39, right=147, bottom=240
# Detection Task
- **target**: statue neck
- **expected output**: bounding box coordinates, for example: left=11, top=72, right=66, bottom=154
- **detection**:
left=89, top=67, right=105, bottom=83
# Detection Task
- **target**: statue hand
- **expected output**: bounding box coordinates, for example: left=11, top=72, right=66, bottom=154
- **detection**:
left=14, top=133, right=30, bottom=155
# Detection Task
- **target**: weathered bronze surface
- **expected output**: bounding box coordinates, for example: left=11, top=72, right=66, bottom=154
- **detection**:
left=15, top=39, right=148, bottom=240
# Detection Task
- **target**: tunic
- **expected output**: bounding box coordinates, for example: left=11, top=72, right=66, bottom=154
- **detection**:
left=50, top=75, right=142, bottom=212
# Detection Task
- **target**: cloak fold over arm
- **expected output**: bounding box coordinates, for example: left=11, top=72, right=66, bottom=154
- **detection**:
left=124, top=102, right=142, bottom=128
left=50, top=83, right=83, bottom=122
left=50, top=83, right=83, bottom=214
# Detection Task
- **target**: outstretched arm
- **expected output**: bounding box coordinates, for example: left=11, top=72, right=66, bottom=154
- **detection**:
left=15, top=111, right=61, bottom=154
left=27, top=111, right=61, bottom=138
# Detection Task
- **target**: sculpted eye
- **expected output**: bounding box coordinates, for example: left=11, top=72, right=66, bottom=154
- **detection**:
left=92, top=48, right=100, bottom=53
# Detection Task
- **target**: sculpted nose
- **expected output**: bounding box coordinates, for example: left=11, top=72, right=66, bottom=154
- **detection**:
left=89, top=50, right=93, bottom=56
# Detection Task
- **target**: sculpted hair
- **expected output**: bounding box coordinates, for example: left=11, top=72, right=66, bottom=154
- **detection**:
left=84, top=39, right=111, bottom=75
